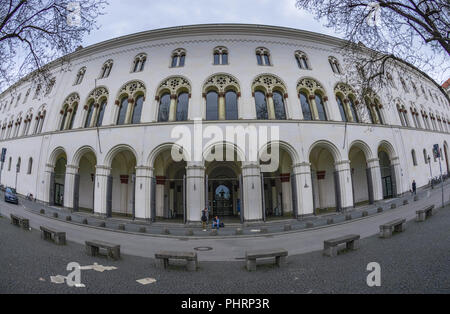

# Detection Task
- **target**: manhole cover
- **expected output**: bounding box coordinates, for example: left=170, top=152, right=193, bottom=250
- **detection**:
left=194, top=247, right=213, bottom=252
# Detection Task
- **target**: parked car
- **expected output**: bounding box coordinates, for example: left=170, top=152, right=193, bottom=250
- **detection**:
left=5, top=187, right=18, bottom=204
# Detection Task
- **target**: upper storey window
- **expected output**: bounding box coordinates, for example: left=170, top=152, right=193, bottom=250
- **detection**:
left=256, top=47, right=271, bottom=66
left=156, top=76, right=191, bottom=122
left=33, top=84, right=41, bottom=99
left=74, top=67, right=86, bottom=85
left=297, top=78, right=329, bottom=121
left=386, top=72, right=396, bottom=88
left=100, top=60, right=113, bottom=78
left=399, top=77, right=408, bottom=93
left=252, top=74, right=287, bottom=120
left=328, top=56, right=342, bottom=74
left=115, top=81, right=146, bottom=125
left=213, top=47, right=228, bottom=65
left=171, top=49, right=186, bottom=68
left=411, top=82, right=419, bottom=97
left=295, top=51, right=310, bottom=70
left=132, top=54, right=147, bottom=73
left=203, top=74, right=240, bottom=121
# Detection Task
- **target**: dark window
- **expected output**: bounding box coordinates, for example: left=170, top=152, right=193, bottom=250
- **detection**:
left=84, top=103, right=94, bottom=128
left=69, top=105, right=77, bottom=129
left=206, top=91, right=219, bottom=121
left=214, top=53, right=220, bottom=65
left=349, top=98, right=359, bottom=123
left=176, top=93, right=189, bottom=121
left=256, top=54, right=263, bottom=65
left=365, top=99, right=374, bottom=123
left=273, top=91, right=286, bottom=120
left=158, top=93, right=170, bottom=122
left=375, top=105, right=384, bottom=124
left=96, top=100, right=107, bottom=127
left=255, top=91, right=268, bottom=120
left=300, top=92, right=312, bottom=121
left=139, top=58, right=146, bottom=71
left=263, top=54, right=270, bottom=65
left=225, top=91, right=238, bottom=120
left=117, top=97, right=128, bottom=125
left=296, top=56, right=302, bottom=69
left=336, top=95, right=347, bottom=122
left=179, top=55, right=185, bottom=67
left=222, top=53, right=228, bottom=64
left=315, top=93, right=327, bottom=121
left=132, top=95, right=144, bottom=124
left=171, top=56, right=178, bottom=68
left=133, top=60, right=140, bottom=72
left=60, top=109, right=68, bottom=130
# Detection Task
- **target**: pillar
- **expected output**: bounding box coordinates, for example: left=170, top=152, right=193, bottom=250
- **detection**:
left=185, top=161, right=205, bottom=223
left=343, top=99, right=354, bottom=122
left=309, top=95, right=319, bottom=120
left=43, top=163, right=54, bottom=204
left=335, top=160, right=354, bottom=210
left=64, top=164, right=79, bottom=209
left=280, top=174, right=292, bottom=214
left=218, top=92, right=226, bottom=120
left=94, top=165, right=111, bottom=217
left=391, top=156, right=402, bottom=196
left=292, top=163, right=314, bottom=217
left=267, top=93, right=276, bottom=120
left=367, top=158, right=383, bottom=201
left=168, top=94, right=177, bottom=122
left=135, top=166, right=153, bottom=220
left=155, top=176, right=165, bottom=218
left=242, top=162, right=263, bottom=221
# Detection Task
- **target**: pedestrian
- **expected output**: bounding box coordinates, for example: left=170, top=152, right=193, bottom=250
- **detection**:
left=412, top=180, right=417, bottom=195
left=212, top=216, right=220, bottom=230
left=201, top=208, right=208, bottom=231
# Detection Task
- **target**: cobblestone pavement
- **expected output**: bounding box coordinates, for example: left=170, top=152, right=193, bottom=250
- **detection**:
left=1, top=203, right=449, bottom=294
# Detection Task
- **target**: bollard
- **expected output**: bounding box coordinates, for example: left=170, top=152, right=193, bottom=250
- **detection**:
left=210, top=229, right=218, bottom=236
left=306, top=222, right=314, bottom=228
left=403, top=200, right=409, bottom=206
left=118, top=224, right=125, bottom=231
left=82, top=218, right=88, bottom=225
left=327, top=218, right=334, bottom=225
left=378, top=207, right=384, bottom=213
left=284, top=224, right=292, bottom=231
left=362, top=211, right=368, bottom=217
left=53, top=212, right=58, bottom=218
left=185, top=229, right=194, bottom=236
left=66, top=216, right=72, bottom=222
left=161, top=228, right=170, bottom=235
left=391, top=203, right=397, bottom=209
left=139, top=227, right=146, bottom=233
left=345, top=214, right=352, bottom=221
left=98, top=222, right=106, bottom=228
left=235, top=228, right=243, bottom=235
left=40, top=209, right=45, bottom=214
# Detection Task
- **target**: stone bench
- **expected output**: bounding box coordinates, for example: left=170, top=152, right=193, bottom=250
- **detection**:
left=416, top=205, right=435, bottom=222
left=245, top=248, right=288, bottom=271
left=10, top=214, right=29, bottom=230
left=155, top=251, right=198, bottom=271
left=85, top=240, right=120, bottom=260
left=323, top=234, right=360, bottom=257
left=40, top=226, right=66, bottom=245
left=379, top=218, right=406, bottom=238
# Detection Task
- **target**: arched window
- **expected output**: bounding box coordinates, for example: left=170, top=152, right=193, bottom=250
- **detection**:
left=256, top=47, right=271, bottom=66
left=255, top=91, right=268, bottom=120
left=374, top=102, right=384, bottom=124
left=158, top=93, right=171, bottom=122
left=273, top=91, right=286, bottom=120
left=225, top=91, right=238, bottom=120
left=100, top=60, right=113, bottom=79
left=336, top=95, right=348, bottom=122
left=171, top=49, right=186, bottom=67
left=295, top=51, right=310, bottom=69
left=68, top=104, right=78, bottom=129
left=423, top=149, right=428, bottom=164
left=16, top=157, right=21, bottom=173
left=96, top=99, right=107, bottom=127
left=117, top=97, right=128, bottom=125
left=176, top=93, right=189, bottom=121
left=365, top=99, right=374, bottom=124
left=300, top=92, right=312, bottom=121
left=38, top=111, right=45, bottom=133
left=386, top=72, right=396, bottom=88
left=132, top=54, right=147, bottom=72
left=213, top=47, right=228, bottom=65
left=8, top=157, right=11, bottom=171
left=411, top=150, right=417, bottom=166
left=399, top=77, right=408, bottom=92
left=206, top=91, right=219, bottom=121
left=329, top=57, right=342, bottom=74
left=60, top=106, right=69, bottom=130
left=315, top=93, right=327, bottom=121
left=397, top=105, right=405, bottom=126
left=349, top=97, right=359, bottom=123
left=27, top=158, right=33, bottom=174
left=131, top=95, right=144, bottom=124
left=74, top=67, right=86, bottom=85
left=84, top=101, right=95, bottom=128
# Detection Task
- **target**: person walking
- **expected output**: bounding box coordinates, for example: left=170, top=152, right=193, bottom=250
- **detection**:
left=201, top=208, right=208, bottom=231
left=412, top=180, right=417, bottom=196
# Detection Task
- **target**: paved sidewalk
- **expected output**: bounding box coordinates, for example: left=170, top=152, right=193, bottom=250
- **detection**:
left=0, top=183, right=448, bottom=261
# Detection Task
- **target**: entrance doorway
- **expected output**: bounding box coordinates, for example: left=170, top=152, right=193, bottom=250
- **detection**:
left=54, top=183, right=64, bottom=206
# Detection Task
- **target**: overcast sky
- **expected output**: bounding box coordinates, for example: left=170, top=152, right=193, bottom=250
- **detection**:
left=82, top=0, right=338, bottom=46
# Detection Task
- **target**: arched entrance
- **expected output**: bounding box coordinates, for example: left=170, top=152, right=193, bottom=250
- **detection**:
left=49, top=150, right=67, bottom=207
left=378, top=142, right=398, bottom=199
left=349, top=144, right=372, bottom=206
left=152, top=146, right=187, bottom=221
left=309, top=143, right=339, bottom=214
left=109, top=149, right=137, bottom=218
left=76, top=150, right=97, bottom=213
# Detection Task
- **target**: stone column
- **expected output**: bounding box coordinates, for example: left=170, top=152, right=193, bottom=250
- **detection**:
left=186, top=162, right=205, bottom=223
left=335, top=160, right=354, bottom=210
left=218, top=92, right=226, bottom=120
left=367, top=158, right=383, bottom=202
left=309, top=95, right=319, bottom=120
left=63, top=109, right=72, bottom=130
left=343, top=99, right=354, bottom=122
left=64, top=164, right=79, bottom=209
left=242, top=162, right=263, bottom=221
left=280, top=174, right=292, bottom=214
left=168, top=94, right=177, bottom=122
left=155, top=176, right=166, bottom=218
left=43, top=163, right=55, bottom=204
left=94, top=165, right=111, bottom=217
left=124, top=98, right=135, bottom=124
left=391, top=156, right=402, bottom=196
left=266, top=93, right=276, bottom=120
left=135, top=166, right=153, bottom=220
left=292, top=163, right=314, bottom=217
left=90, top=103, right=100, bottom=128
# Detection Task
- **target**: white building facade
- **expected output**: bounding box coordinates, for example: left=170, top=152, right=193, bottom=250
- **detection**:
left=0, top=24, right=449, bottom=223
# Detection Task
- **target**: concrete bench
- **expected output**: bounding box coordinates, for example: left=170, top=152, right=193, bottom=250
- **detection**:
left=416, top=205, right=435, bottom=222
left=379, top=218, right=406, bottom=238
left=85, top=240, right=120, bottom=260
left=10, top=214, right=29, bottom=230
left=155, top=251, right=198, bottom=271
left=245, top=248, right=288, bottom=271
left=40, top=226, right=66, bottom=245
left=323, top=234, right=360, bottom=257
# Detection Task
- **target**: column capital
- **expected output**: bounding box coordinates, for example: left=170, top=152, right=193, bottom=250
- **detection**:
left=95, top=165, right=111, bottom=176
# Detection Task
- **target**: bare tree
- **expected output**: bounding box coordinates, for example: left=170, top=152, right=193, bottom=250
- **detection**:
left=295, top=0, right=449, bottom=106
left=0, top=0, right=108, bottom=93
